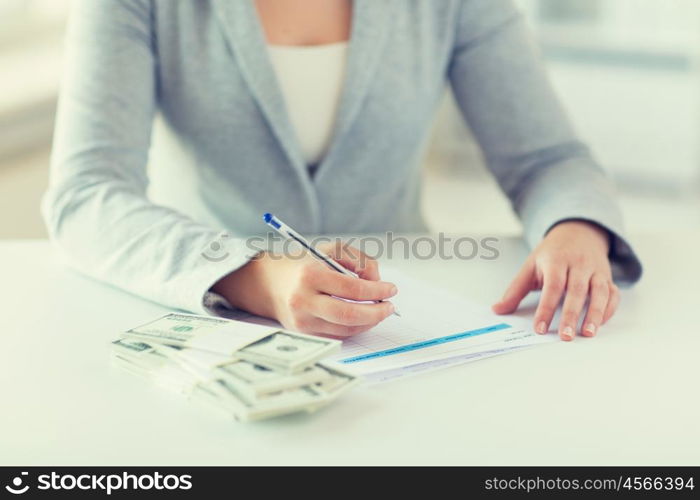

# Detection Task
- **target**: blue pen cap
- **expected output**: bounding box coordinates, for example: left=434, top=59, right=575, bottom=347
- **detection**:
left=263, top=213, right=281, bottom=229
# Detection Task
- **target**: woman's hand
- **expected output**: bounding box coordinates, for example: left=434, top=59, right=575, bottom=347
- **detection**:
left=492, top=221, right=619, bottom=341
left=212, top=242, right=397, bottom=337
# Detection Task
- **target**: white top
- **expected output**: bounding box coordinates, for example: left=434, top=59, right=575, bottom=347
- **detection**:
left=267, top=42, right=348, bottom=167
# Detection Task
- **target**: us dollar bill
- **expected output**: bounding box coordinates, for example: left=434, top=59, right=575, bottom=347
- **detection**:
left=112, top=338, right=359, bottom=422
left=202, top=364, right=360, bottom=421
left=216, top=361, right=332, bottom=398
left=111, top=341, right=196, bottom=394
left=121, top=313, right=277, bottom=350
left=121, top=313, right=340, bottom=373
left=312, top=364, right=361, bottom=400
left=192, top=379, right=328, bottom=422
left=236, top=332, right=340, bottom=374
left=111, top=338, right=155, bottom=357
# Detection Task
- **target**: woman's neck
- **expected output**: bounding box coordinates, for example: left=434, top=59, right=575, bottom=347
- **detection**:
left=254, top=0, right=352, bottom=46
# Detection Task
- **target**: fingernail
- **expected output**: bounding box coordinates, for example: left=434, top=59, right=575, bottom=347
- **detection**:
left=536, top=321, right=547, bottom=334
left=585, top=323, right=597, bottom=336
left=389, top=285, right=398, bottom=296
left=388, top=303, right=395, bottom=314
left=561, top=326, right=574, bottom=341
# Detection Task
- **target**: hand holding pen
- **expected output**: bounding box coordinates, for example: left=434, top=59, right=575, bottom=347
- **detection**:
left=210, top=215, right=399, bottom=338
left=264, top=213, right=400, bottom=317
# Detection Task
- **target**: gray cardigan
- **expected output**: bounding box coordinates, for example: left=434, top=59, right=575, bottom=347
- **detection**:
left=43, top=0, right=642, bottom=314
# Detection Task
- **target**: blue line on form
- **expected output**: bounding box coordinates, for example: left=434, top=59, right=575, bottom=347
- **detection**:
left=339, top=323, right=512, bottom=364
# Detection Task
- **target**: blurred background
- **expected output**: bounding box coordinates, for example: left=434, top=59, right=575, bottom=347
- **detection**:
left=1, top=0, right=699, bottom=239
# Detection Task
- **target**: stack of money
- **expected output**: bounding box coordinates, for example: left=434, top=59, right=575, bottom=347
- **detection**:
left=111, top=313, right=359, bottom=422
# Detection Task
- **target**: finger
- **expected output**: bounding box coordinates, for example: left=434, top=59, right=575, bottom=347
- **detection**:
left=312, top=294, right=395, bottom=327
left=558, top=268, right=592, bottom=341
left=602, top=284, right=620, bottom=324
left=321, top=241, right=381, bottom=281
left=581, top=274, right=610, bottom=337
left=306, top=267, right=397, bottom=301
left=533, top=264, right=567, bottom=335
left=290, top=315, right=377, bottom=337
left=492, top=259, right=536, bottom=314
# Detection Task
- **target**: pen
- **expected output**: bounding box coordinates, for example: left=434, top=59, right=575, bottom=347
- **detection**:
left=263, top=213, right=400, bottom=317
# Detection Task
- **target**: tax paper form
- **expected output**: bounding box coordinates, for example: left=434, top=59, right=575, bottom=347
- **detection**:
left=321, top=268, right=557, bottom=383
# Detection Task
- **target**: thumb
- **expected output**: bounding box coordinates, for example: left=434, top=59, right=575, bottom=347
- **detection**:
left=492, top=259, right=536, bottom=314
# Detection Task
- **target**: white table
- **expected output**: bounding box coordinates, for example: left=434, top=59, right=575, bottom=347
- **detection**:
left=1, top=235, right=698, bottom=466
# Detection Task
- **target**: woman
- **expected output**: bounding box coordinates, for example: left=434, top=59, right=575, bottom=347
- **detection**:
left=43, top=0, right=641, bottom=341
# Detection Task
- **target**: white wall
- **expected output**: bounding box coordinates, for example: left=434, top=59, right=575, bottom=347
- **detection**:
left=433, top=0, right=700, bottom=191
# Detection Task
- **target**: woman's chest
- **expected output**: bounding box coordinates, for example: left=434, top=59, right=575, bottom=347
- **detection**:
left=152, top=1, right=459, bottom=143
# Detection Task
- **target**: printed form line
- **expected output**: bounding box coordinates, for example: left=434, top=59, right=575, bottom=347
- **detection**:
left=339, top=323, right=512, bottom=363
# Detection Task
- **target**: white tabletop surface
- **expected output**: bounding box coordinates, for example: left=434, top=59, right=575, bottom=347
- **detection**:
left=1, top=234, right=698, bottom=466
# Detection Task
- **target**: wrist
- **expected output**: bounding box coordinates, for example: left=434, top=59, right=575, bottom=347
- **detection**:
left=548, top=220, right=611, bottom=254
left=211, top=252, right=276, bottom=318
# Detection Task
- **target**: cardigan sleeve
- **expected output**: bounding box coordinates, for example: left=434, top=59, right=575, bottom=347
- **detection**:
left=42, top=0, right=258, bottom=313
left=448, top=0, right=642, bottom=283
